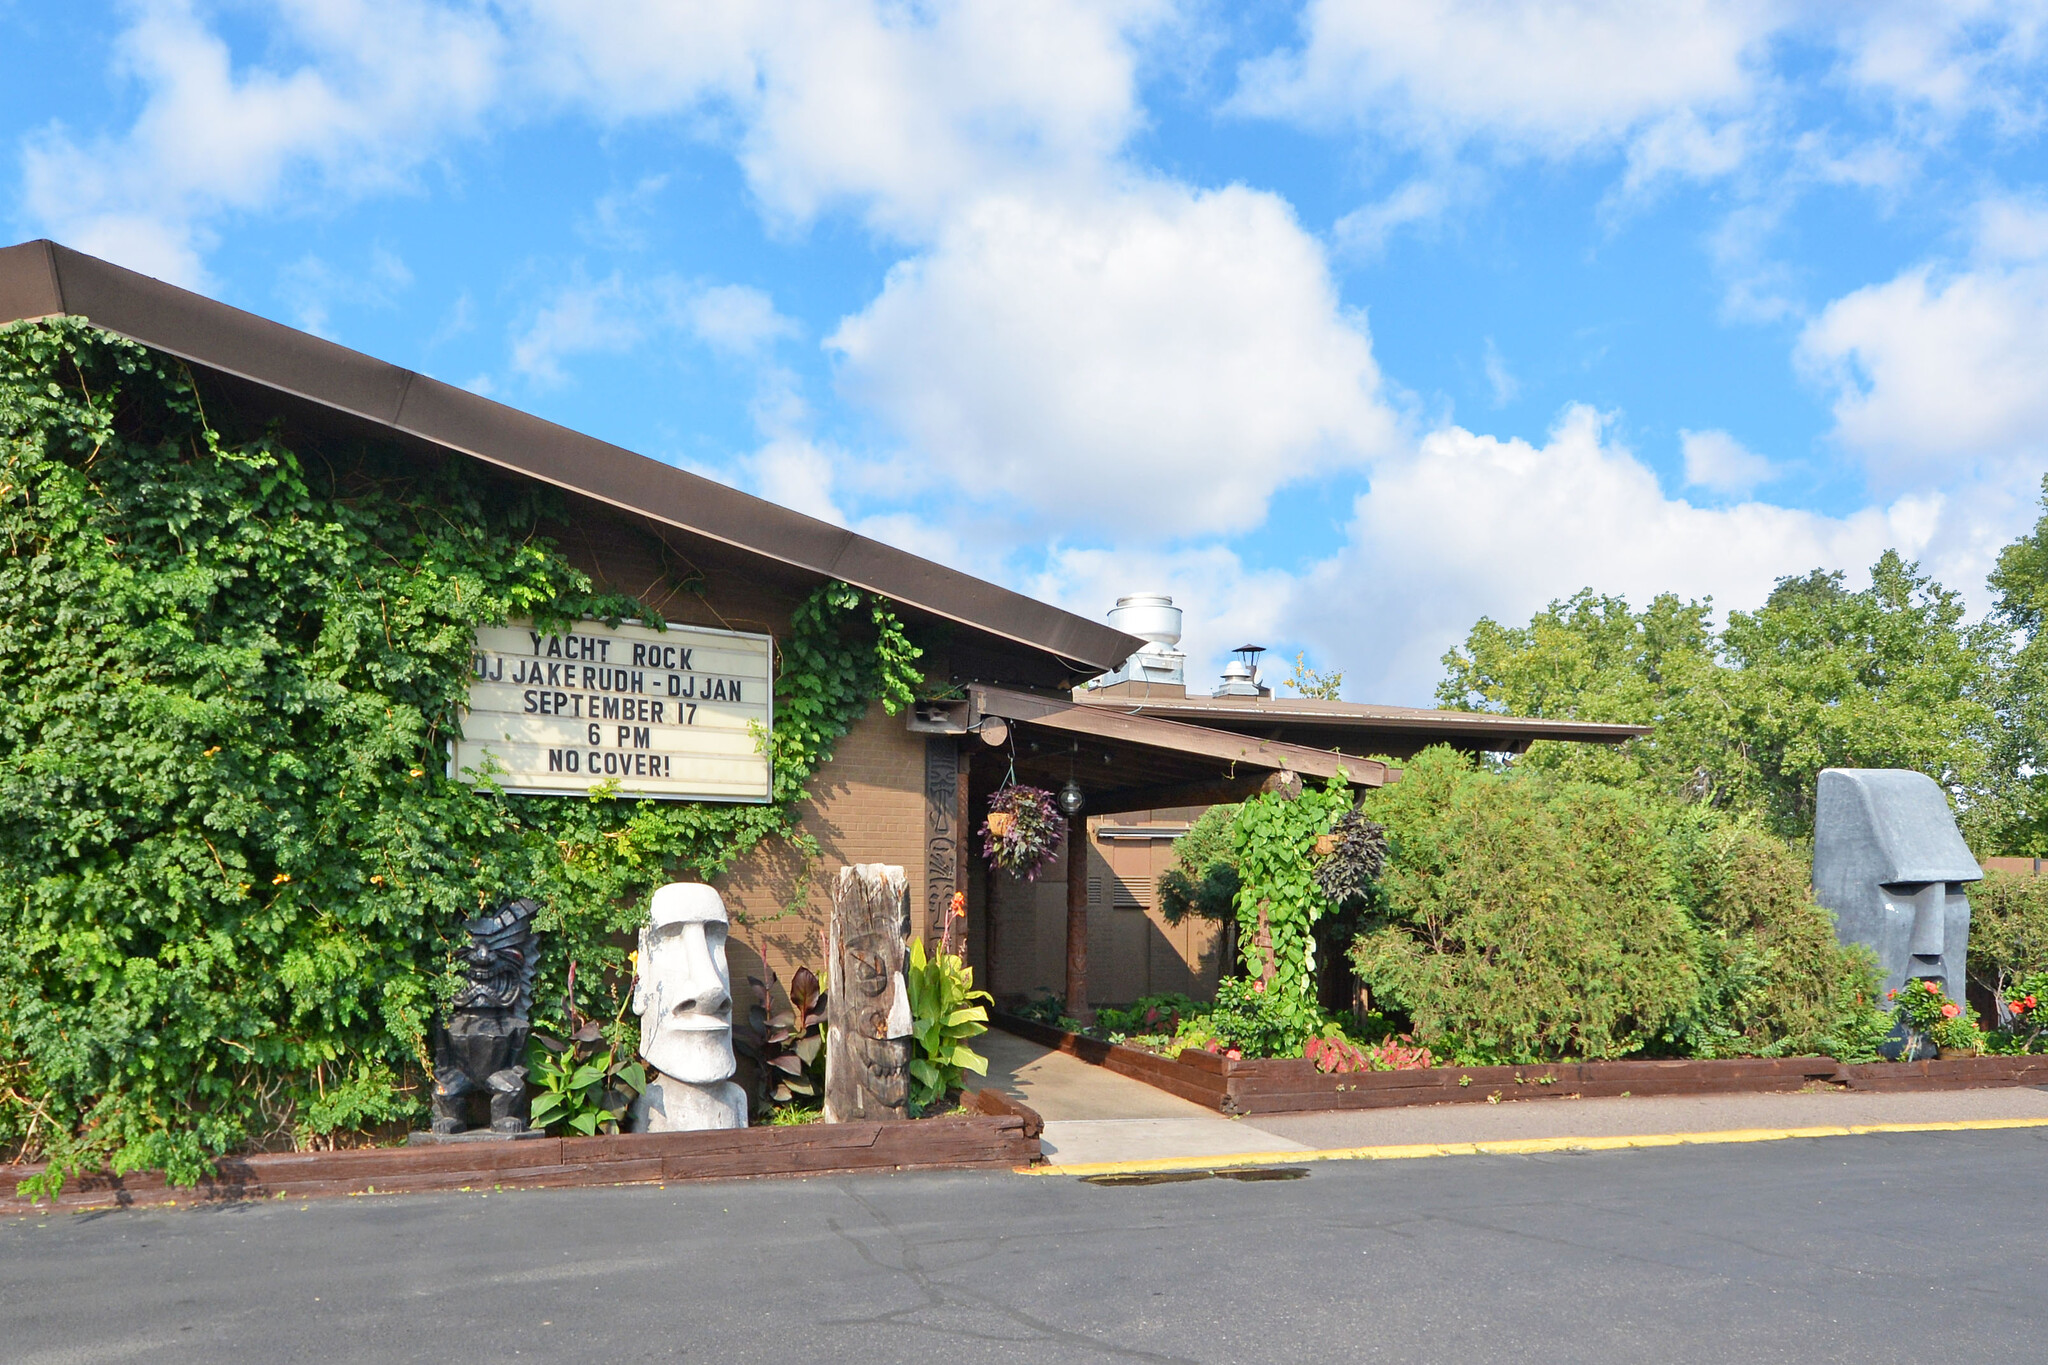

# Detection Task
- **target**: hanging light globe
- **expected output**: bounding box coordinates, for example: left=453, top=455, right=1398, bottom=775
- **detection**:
left=1058, top=778, right=1086, bottom=816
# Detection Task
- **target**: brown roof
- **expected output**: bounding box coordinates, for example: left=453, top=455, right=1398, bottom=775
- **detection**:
left=1074, top=692, right=1648, bottom=757
left=0, top=239, right=1142, bottom=680
left=970, top=685, right=1390, bottom=816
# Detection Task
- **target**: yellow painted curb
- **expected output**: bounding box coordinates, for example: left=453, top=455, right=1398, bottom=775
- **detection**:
left=1021, top=1115, right=2048, bottom=1178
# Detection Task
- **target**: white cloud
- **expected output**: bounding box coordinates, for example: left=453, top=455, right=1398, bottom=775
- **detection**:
left=1233, top=0, right=1775, bottom=160
left=1797, top=261, right=2048, bottom=485
left=17, top=0, right=501, bottom=286
left=1680, top=429, right=1777, bottom=496
left=1331, top=177, right=1462, bottom=258
left=19, top=0, right=1165, bottom=280
left=684, top=284, right=799, bottom=357
left=1832, top=1, right=2048, bottom=134
left=507, top=271, right=800, bottom=387
left=1287, top=406, right=1934, bottom=701
left=827, top=182, right=1404, bottom=539
left=515, top=0, right=1165, bottom=239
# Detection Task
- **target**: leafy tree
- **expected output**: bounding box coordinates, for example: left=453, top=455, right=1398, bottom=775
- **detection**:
left=1976, top=479, right=2048, bottom=853
left=1719, top=552, right=1994, bottom=834
left=1286, top=651, right=1344, bottom=700
left=1436, top=589, right=1727, bottom=794
left=1438, top=553, right=1994, bottom=837
left=1156, top=803, right=1240, bottom=927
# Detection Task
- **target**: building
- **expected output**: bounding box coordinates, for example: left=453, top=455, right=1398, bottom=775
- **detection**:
left=0, top=240, right=1646, bottom=1018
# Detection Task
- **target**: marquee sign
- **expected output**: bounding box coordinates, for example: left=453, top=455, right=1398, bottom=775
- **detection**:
left=451, top=620, right=774, bottom=802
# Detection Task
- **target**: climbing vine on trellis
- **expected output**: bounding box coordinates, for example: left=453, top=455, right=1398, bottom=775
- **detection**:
left=0, top=318, right=921, bottom=1196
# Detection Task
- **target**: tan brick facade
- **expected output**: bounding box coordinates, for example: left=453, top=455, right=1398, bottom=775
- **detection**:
left=557, top=508, right=1218, bottom=1016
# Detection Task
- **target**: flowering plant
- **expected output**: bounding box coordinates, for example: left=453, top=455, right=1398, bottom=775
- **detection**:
left=981, top=784, right=1064, bottom=880
left=1992, top=969, right=2048, bottom=1052
left=1885, top=977, right=1981, bottom=1056
left=1302, top=1030, right=1434, bottom=1073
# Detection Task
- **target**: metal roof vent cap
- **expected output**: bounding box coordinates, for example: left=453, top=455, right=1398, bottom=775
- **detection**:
left=1214, top=658, right=1263, bottom=698
left=1108, top=593, right=1182, bottom=649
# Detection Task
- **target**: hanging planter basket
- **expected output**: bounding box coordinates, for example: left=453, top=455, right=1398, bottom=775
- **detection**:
left=981, top=784, right=1064, bottom=881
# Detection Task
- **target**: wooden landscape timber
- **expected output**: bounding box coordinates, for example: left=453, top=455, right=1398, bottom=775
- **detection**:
left=994, top=1014, right=2048, bottom=1116
left=0, top=1090, right=1041, bottom=1215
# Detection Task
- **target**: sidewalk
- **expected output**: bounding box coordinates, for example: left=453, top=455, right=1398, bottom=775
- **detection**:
left=977, top=1029, right=2048, bottom=1170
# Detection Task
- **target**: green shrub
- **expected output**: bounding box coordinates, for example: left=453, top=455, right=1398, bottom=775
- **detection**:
left=1887, top=978, right=1982, bottom=1054
left=1669, top=821, right=1883, bottom=1057
left=1157, top=805, right=1239, bottom=925
left=1351, top=749, right=1703, bottom=1063
left=1202, top=977, right=1315, bottom=1058
left=1967, top=870, right=2048, bottom=1006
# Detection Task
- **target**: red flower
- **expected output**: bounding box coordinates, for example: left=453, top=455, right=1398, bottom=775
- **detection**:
left=1941, top=1003, right=1961, bottom=1019
left=1886, top=990, right=1897, bottom=1000
left=2028, top=996, right=2039, bottom=1009
left=1923, top=980, right=1941, bottom=994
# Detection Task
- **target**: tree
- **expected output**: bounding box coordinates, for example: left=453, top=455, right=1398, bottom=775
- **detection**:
left=1977, top=478, right=2048, bottom=854
left=1437, top=553, right=1994, bottom=837
left=1286, top=651, right=1344, bottom=700
left=1719, top=552, right=1994, bottom=835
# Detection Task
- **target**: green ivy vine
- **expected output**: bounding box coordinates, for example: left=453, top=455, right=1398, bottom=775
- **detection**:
left=1231, top=778, right=1356, bottom=1028
left=0, top=318, right=922, bottom=1196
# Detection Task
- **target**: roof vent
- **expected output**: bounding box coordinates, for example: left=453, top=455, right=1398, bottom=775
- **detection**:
left=1085, top=594, right=1187, bottom=696
left=1214, top=644, right=1270, bottom=698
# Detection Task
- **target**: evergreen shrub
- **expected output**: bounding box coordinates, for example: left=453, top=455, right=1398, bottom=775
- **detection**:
left=1350, top=747, right=1881, bottom=1064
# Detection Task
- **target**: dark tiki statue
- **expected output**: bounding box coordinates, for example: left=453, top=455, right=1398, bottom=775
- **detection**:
left=431, top=898, right=540, bottom=1134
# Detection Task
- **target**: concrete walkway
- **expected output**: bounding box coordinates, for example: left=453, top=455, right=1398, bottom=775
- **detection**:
left=976, top=1028, right=1307, bottom=1166
left=979, top=1028, right=2048, bottom=1169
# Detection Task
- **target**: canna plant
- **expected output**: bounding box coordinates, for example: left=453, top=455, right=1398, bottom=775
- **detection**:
left=905, top=937, right=993, bottom=1110
left=526, top=962, right=646, bottom=1136
left=742, top=963, right=827, bottom=1110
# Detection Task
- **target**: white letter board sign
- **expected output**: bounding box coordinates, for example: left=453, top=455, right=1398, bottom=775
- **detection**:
left=452, top=620, right=773, bottom=802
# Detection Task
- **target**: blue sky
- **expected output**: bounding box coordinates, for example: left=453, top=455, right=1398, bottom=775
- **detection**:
left=7, top=1, right=2048, bottom=701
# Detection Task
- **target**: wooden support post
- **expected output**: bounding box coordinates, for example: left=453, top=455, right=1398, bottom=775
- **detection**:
left=1064, top=810, right=1091, bottom=1024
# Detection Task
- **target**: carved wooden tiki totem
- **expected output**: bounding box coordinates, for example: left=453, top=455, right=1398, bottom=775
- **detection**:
left=824, top=864, right=913, bottom=1122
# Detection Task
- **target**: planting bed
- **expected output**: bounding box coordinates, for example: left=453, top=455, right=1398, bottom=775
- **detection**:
left=996, top=1013, right=2048, bottom=1116
left=1, top=1089, right=1043, bottom=1214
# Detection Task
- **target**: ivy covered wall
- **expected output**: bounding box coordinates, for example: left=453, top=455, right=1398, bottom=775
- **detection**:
left=0, top=319, right=922, bottom=1186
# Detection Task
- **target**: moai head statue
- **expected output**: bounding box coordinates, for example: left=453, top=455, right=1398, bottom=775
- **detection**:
left=632, top=883, right=736, bottom=1085
left=1813, top=769, right=1981, bottom=1003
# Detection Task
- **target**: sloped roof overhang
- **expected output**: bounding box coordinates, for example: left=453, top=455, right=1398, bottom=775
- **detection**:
left=1075, top=692, right=1649, bottom=757
left=967, top=685, right=1390, bottom=816
left=0, top=240, right=1142, bottom=682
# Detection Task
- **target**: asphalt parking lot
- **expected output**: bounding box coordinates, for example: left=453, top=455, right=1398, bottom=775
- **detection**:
left=5, top=1125, right=2045, bottom=1363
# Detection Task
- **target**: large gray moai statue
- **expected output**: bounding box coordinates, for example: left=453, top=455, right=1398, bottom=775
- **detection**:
left=628, top=883, right=749, bottom=1132
left=1813, top=769, right=1982, bottom=1012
